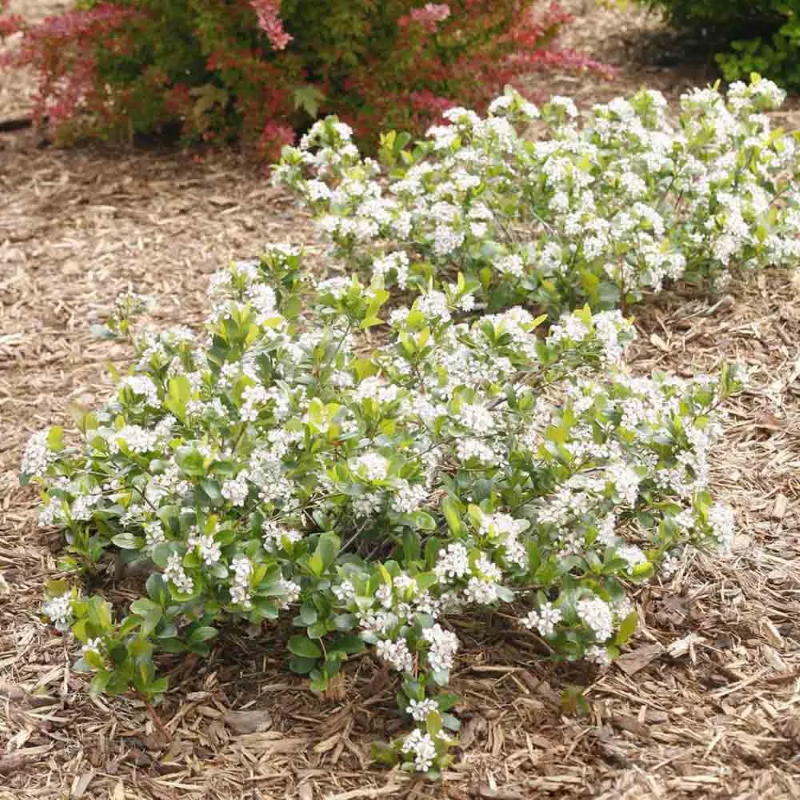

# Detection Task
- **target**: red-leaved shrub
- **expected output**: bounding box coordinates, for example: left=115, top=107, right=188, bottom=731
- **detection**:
left=0, top=0, right=611, bottom=157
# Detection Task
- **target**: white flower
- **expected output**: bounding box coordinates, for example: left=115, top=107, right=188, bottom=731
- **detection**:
left=422, top=624, right=459, bottom=672
left=662, top=550, right=682, bottom=578
left=434, top=543, right=470, bottom=582
left=406, top=698, right=439, bottom=722
left=277, top=578, right=301, bottom=608
left=122, top=375, right=159, bottom=407
left=43, top=592, right=72, bottom=631
left=402, top=729, right=437, bottom=772
left=111, top=425, right=158, bottom=455
left=433, top=225, right=464, bottom=256
left=71, top=488, right=102, bottom=522
left=165, top=553, right=194, bottom=594
left=586, top=645, right=611, bottom=667
left=375, top=638, right=414, bottom=672
left=391, top=481, right=428, bottom=514
left=617, top=545, right=647, bottom=571
left=333, top=580, right=357, bottom=604
left=455, top=438, right=496, bottom=465
left=708, top=503, right=736, bottom=552
left=143, top=521, right=165, bottom=549
left=229, top=555, right=253, bottom=608
left=187, top=528, right=221, bottom=566
left=497, top=254, right=524, bottom=278
left=577, top=597, right=615, bottom=642
left=464, top=576, right=500, bottom=604
left=81, top=638, right=104, bottom=658
left=458, top=403, right=495, bottom=435
left=222, top=476, right=250, bottom=506
left=549, top=95, right=578, bottom=118
left=353, top=453, right=389, bottom=482
left=416, top=290, right=451, bottom=322
left=521, top=602, right=562, bottom=637
left=262, top=520, right=303, bottom=550
left=21, top=431, right=57, bottom=476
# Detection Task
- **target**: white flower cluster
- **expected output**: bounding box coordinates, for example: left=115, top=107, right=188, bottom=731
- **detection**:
left=577, top=597, right=615, bottom=643
left=376, top=638, right=414, bottom=672
left=21, top=430, right=57, bottom=478
left=43, top=591, right=73, bottom=632
left=165, top=553, right=194, bottom=595
left=422, top=624, right=459, bottom=672
left=521, top=602, right=562, bottom=638
left=406, top=697, right=439, bottom=722
left=229, top=555, right=253, bottom=609
left=402, top=729, right=438, bottom=773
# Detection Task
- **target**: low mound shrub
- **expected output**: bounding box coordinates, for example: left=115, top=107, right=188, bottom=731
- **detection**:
left=275, top=76, right=800, bottom=317
left=26, top=246, right=743, bottom=775
left=638, top=0, right=800, bottom=93
left=0, top=0, right=609, bottom=157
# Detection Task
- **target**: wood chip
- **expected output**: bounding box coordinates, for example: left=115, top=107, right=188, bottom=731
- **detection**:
left=614, top=643, right=664, bottom=676
left=223, top=708, right=273, bottom=734
left=649, top=332, right=670, bottom=352
left=771, top=493, right=789, bottom=520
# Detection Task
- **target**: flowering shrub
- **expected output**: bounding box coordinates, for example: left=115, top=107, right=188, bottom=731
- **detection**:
left=275, top=77, right=800, bottom=316
left=25, top=246, right=743, bottom=775
left=639, top=0, right=800, bottom=93
left=0, top=0, right=608, bottom=156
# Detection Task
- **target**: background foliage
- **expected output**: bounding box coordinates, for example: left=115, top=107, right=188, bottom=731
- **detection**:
left=639, top=0, right=800, bottom=91
left=0, top=0, right=608, bottom=157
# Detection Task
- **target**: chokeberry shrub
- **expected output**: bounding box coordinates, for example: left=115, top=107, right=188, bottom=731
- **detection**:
left=275, top=76, right=800, bottom=317
left=0, top=0, right=608, bottom=157
left=26, top=246, right=742, bottom=775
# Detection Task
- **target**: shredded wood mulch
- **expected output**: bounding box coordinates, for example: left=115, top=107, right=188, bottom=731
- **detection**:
left=1, top=1, right=799, bottom=798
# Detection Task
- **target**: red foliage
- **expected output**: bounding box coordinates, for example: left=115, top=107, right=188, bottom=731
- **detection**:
left=0, top=4, right=142, bottom=126
left=249, top=0, right=291, bottom=50
left=0, top=0, right=611, bottom=157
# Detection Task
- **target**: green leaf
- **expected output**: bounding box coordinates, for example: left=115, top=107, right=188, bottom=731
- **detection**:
left=299, top=602, right=318, bottom=625
left=287, top=636, right=322, bottom=659
left=175, top=446, right=205, bottom=476
left=130, top=599, right=162, bottom=636
left=89, top=670, right=112, bottom=696
left=289, top=655, right=318, bottom=675
left=308, top=553, right=324, bottom=577
left=371, top=741, right=399, bottom=766
left=151, top=542, right=174, bottom=569
left=442, top=713, right=461, bottom=731
left=90, top=325, right=117, bottom=340
left=561, top=685, right=591, bottom=717
left=46, top=426, right=64, bottom=452
left=330, top=634, right=365, bottom=655
left=292, top=85, right=325, bottom=118
left=146, top=574, right=168, bottom=606
left=189, top=626, right=219, bottom=643
left=307, top=621, right=328, bottom=639
left=409, top=511, right=436, bottom=531
left=333, top=613, right=356, bottom=630
left=111, top=533, right=143, bottom=551
left=615, top=611, right=639, bottom=645
left=158, top=638, right=186, bottom=654
left=314, top=533, right=340, bottom=571
left=200, top=479, right=222, bottom=503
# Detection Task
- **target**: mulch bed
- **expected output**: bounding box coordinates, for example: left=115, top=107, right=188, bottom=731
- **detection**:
left=1, top=1, right=799, bottom=797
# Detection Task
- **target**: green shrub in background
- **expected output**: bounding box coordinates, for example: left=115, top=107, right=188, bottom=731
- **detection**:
left=638, top=0, right=800, bottom=91
left=276, top=78, right=800, bottom=319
